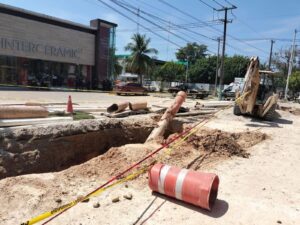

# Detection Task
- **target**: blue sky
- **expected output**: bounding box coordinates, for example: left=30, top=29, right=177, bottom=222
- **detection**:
left=1, top=0, right=300, bottom=63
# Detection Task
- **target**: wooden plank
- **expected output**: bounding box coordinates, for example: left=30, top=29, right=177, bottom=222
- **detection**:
left=0, top=117, right=73, bottom=127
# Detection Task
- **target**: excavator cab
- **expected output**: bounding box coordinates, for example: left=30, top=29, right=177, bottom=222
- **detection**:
left=256, top=70, right=276, bottom=104
left=234, top=57, right=278, bottom=120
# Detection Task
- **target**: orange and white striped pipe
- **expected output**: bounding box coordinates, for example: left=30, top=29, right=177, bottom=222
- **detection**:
left=148, top=164, right=219, bottom=210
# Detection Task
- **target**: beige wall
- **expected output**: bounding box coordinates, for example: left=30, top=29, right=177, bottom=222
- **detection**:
left=0, top=13, right=95, bottom=65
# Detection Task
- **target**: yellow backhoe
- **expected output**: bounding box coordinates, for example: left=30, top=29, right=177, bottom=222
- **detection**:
left=234, top=56, right=279, bottom=120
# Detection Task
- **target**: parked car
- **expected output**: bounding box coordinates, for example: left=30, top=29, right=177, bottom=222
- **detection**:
left=221, top=86, right=236, bottom=100
left=143, top=80, right=156, bottom=92
left=168, top=84, right=209, bottom=99
left=115, top=83, right=148, bottom=95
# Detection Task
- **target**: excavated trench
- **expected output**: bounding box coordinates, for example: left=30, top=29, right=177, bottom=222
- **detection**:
left=0, top=117, right=184, bottom=179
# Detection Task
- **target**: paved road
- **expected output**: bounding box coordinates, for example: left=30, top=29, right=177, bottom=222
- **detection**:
left=0, top=90, right=175, bottom=107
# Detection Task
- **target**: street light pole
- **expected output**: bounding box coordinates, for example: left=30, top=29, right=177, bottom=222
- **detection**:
left=284, top=29, right=297, bottom=100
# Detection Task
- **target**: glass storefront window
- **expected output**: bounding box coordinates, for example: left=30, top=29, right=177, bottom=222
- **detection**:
left=0, top=55, right=92, bottom=89
left=0, top=55, right=17, bottom=84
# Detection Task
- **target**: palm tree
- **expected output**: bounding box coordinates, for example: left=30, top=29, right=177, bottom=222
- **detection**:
left=125, top=33, right=158, bottom=84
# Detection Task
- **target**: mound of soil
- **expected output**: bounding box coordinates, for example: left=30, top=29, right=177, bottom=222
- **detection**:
left=186, top=129, right=267, bottom=158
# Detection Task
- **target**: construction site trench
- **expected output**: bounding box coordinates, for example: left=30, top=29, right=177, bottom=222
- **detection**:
left=0, top=114, right=268, bottom=182
left=0, top=116, right=186, bottom=179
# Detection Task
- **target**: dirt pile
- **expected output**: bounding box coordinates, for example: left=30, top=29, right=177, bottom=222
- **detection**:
left=187, top=129, right=267, bottom=157
left=160, top=128, right=267, bottom=171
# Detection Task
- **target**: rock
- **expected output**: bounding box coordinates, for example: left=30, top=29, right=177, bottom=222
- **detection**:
left=55, top=198, right=62, bottom=203
left=125, top=184, right=129, bottom=188
left=123, top=193, right=133, bottom=200
left=277, top=220, right=282, bottom=224
left=112, top=197, right=120, bottom=203
left=93, top=202, right=100, bottom=208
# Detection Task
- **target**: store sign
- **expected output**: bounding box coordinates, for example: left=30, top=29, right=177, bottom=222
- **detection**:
left=0, top=37, right=82, bottom=59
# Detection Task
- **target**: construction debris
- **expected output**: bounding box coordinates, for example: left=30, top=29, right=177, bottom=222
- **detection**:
left=176, top=110, right=217, bottom=117
left=123, top=193, right=133, bottom=200
left=93, top=202, right=100, bottom=208
left=146, top=91, right=187, bottom=142
left=107, top=102, right=129, bottom=113
left=0, top=117, right=73, bottom=127
left=129, top=101, right=148, bottom=111
left=104, top=109, right=149, bottom=118
left=0, top=105, right=49, bottom=119
left=112, top=197, right=120, bottom=203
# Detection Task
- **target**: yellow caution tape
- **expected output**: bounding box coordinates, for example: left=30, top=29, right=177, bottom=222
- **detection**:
left=21, top=166, right=149, bottom=225
left=21, top=107, right=228, bottom=225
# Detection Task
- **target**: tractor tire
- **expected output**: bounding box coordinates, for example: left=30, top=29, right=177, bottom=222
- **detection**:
left=233, top=103, right=242, bottom=116
left=263, top=104, right=277, bottom=121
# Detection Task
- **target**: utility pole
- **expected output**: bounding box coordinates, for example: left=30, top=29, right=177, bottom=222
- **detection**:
left=284, top=29, right=297, bottom=100
left=268, top=40, right=275, bottom=70
left=215, top=37, right=221, bottom=96
left=217, top=5, right=237, bottom=100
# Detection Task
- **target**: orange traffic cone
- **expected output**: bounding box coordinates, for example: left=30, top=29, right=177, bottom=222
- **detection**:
left=67, top=95, right=73, bottom=114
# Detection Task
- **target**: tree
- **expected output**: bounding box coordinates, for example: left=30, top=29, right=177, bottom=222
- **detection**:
left=223, top=55, right=249, bottom=84
left=155, top=62, right=185, bottom=82
left=187, top=55, right=249, bottom=84
left=289, top=71, right=300, bottom=94
left=188, top=56, right=217, bottom=83
left=124, top=33, right=158, bottom=84
left=176, top=43, right=207, bottom=64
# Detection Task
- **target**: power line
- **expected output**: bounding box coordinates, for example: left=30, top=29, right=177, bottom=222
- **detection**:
left=117, top=21, right=222, bottom=32
left=95, top=0, right=183, bottom=48
left=109, top=0, right=193, bottom=44
left=197, top=0, right=216, bottom=10
left=160, top=0, right=270, bottom=56
left=224, top=0, right=236, bottom=7
left=108, top=0, right=220, bottom=54
left=135, top=0, right=192, bottom=24
left=158, top=0, right=208, bottom=26
left=118, top=0, right=217, bottom=41
left=211, top=0, right=225, bottom=8
left=111, top=0, right=218, bottom=53
left=158, top=0, right=263, bottom=56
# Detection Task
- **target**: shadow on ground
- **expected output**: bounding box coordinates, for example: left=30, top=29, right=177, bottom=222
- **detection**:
left=242, top=112, right=293, bottom=128
left=132, top=193, right=228, bottom=224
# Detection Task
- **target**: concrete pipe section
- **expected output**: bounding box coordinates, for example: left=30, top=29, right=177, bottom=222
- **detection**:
left=129, top=101, right=148, bottom=111
left=107, top=102, right=129, bottom=113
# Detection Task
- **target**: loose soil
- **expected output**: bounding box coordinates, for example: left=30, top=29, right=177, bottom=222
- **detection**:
left=0, top=125, right=267, bottom=225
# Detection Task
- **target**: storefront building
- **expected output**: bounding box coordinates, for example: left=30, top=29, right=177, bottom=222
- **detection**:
left=0, top=3, right=117, bottom=89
